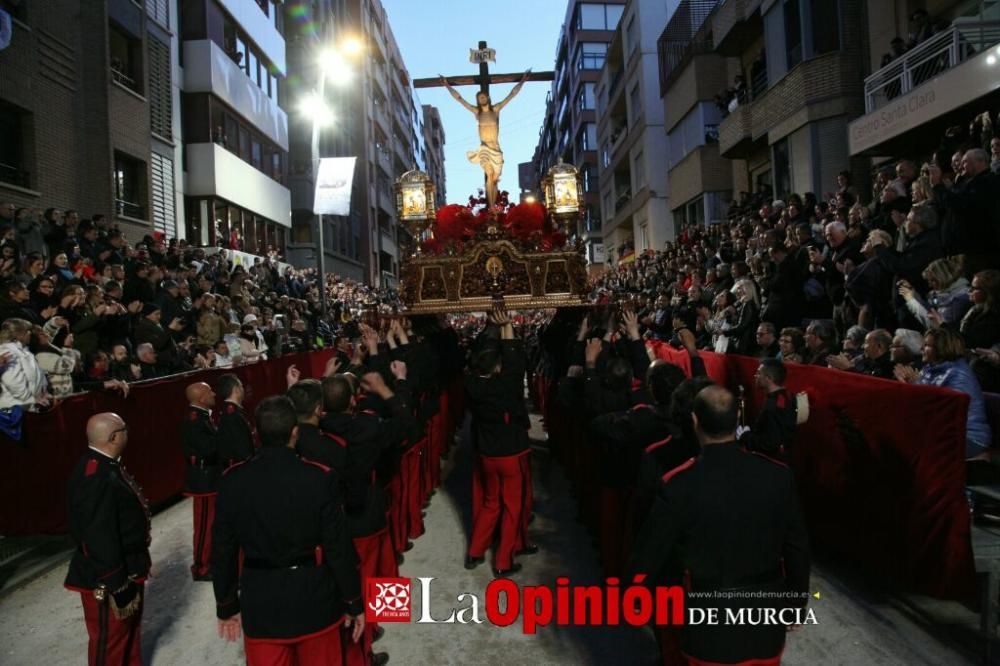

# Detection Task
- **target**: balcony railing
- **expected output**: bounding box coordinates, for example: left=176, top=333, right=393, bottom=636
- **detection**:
left=864, top=18, right=1000, bottom=113
left=0, top=162, right=30, bottom=188
left=115, top=199, right=145, bottom=219
left=110, top=64, right=139, bottom=93
left=615, top=188, right=631, bottom=213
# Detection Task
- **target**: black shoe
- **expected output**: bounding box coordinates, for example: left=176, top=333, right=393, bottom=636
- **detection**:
left=404, top=540, right=415, bottom=552
left=464, top=554, right=485, bottom=570
left=192, top=572, right=213, bottom=582
left=396, top=552, right=405, bottom=566
left=372, top=653, right=389, bottom=666
left=373, top=625, right=385, bottom=643
left=493, top=563, right=523, bottom=578
left=515, top=545, right=539, bottom=556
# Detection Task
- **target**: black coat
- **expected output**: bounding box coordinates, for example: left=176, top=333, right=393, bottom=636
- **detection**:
left=179, top=406, right=221, bottom=494
left=875, top=228, right=945, bottom=296
left=744, top=389, right=797, bottom=460
left=217, top=401, right=255, bottom=467
left=934, top=170, right=1000, bottom=258
left=64, top=449, right=151, bottom=592
left=628, top=443, right=810, bottom=663
left=296, top=423, right=347, bottom=476
left=212, top=447, right=362, bottom=639
left=728, top=299, right=760, bottom=355
left=761, top=255, right=803, bottom=328
left=465, top=340, right=531, bottom=457
left=320, top=384, right=414, bottom=537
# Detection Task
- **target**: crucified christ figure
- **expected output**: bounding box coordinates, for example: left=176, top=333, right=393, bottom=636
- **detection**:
left=439, top=69, right=531, bottom=210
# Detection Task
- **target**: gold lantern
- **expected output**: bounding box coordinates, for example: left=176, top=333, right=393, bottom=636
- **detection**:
left=394, top=168, right=436, bottom=253
left=542, top=158, right=584, bottom=236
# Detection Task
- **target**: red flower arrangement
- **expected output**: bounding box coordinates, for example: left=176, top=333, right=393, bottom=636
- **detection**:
left=420, top=190, right=568, bottom=254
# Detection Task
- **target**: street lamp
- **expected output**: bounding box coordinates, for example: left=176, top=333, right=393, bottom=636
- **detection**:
left=304, top=35, right=364, bottom=319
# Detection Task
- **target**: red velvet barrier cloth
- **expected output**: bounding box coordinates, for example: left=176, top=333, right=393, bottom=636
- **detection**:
left=647, top=342, right=976, bottom=600
left=0, top=350, right=334, bottom=536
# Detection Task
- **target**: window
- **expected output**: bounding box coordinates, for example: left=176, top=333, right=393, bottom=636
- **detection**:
left=601, top=141, right=610, bottom=167
left=146, top=0, right=169, bottom=28
left=577, top=3, right=623, bottom=30
left=784, top=0, right=802, bottom=69
left=109, top=22, right=143, bottom=94
left=577, top=82, right=596, bottom=111
left=0, top=101, right=29, bottom=188
left=629, top=83, right=641, bottom=124
left=626, top=16, right=639, bottom=55
left=603, top=190, right=613, bottom=220
left=633, top=151, right=645, bottom=190
left=114, top=152, right=146, bottom=219
left=150, top=153, right=175, bottom=237
left=772, top=138, right=791, bottom=199
left=148, top=36, right=172, bottom=139
left=640, top=224, right=649, bottom=251
left=810, top=0, right=840, bottom=55
left=577, top=42, right=607, bottom=70
left=581, top=123, right=597, bottom=151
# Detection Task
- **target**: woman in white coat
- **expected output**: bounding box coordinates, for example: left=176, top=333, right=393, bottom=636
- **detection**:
left=0, top=318, right=50, bottom=410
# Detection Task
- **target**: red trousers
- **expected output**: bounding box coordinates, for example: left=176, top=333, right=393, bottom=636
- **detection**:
left=346, top=528, right=396, bottom=666
left=401, top=439, right=426, bottom=540
left=79, top=587, right=143, bottom=665
left=245, top=619, right=348, bottom=666
left=384, top=475, right=405, bottom=555
left=468, top=450, right=532, bottom=570
left=189, top=494, right=216, bottom=577
left=598, top=487, right=631, bottom=577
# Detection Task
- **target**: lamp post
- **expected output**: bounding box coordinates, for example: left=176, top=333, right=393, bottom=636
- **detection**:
left=304, top=40, right=359, bottom=318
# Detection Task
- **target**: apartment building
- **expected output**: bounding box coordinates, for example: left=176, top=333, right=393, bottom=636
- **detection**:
left=713, top=0, right=868, bottom=204
left=422, top=104, right=447, bottom=209
left=179, top=0, right=290, bottom=257
left=659, top=0, right=734, bottom=228
left=531, top=0, right=626, bottom=267
left=284, top=0, right=427, bottom=286
left=0, top=0, right=185, bottom=240
left=594, top=0, right=671, bottom=264
left=849, top=0, right=1000, bottom=161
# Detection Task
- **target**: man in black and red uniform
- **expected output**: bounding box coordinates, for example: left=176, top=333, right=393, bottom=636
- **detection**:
left=465, top=307, right=536, bottom=577
left=629, top=385, right=810, bottom=666
left=589, top=360, right=692, bottom=575
left=180, top=381, right=220, bottom=581
left=742, top=358, right=798, bottom=462
left=321, top=362, right=413, bottom=666
left=65, top=412, right=151, bottom=665
left=212, top=395, right=366, bottom=664
left=288, top=377, right=347, bottom=475
left=216, top=373, right=255, bottom=469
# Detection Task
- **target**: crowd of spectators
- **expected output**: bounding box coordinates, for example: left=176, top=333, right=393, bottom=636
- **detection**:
left=591, top=107, right=1000, bottom=470
left=0, top=204, right=397, bottom=416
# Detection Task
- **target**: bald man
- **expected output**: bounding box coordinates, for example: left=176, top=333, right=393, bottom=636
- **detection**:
left=628, top=385, right=810, bottom=665
left=180, top=381, right=220, bottom=580
left=65, top=413, right=151, bottom=665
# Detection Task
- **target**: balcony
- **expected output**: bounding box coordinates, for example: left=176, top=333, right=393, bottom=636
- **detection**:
left=718, top=103, right=753, bottom=157
left=862, top=19, right=1000, bottom=113
left=850, top=18, right=1000, bottom=155
left=712, top=0, right=762, bottom=56
left=185, top=143, right=291, bottom=226
left=215, top=0, right=286, bottom=74
left=0, top=162, right=30, bottom=189
left=184, top=40, right=289, bottom=150
left=667, top=143, right=732, bottom=207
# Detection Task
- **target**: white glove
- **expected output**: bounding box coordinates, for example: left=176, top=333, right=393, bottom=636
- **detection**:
left=736, top=425, right=751, bottom=439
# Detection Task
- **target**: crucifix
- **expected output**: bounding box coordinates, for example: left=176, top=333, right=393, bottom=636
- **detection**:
left=413, top=41, right=554, bottom=210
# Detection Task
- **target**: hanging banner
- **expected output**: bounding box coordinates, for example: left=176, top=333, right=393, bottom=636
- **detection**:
left=314, top=156, right=357, bottom=216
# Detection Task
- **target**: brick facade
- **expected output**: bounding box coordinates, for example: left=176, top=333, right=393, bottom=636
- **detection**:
left=0, top=1, right=155, bottom=239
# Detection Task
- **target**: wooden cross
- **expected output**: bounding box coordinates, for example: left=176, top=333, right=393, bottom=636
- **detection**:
left=413, top=41, right=554, bottom=96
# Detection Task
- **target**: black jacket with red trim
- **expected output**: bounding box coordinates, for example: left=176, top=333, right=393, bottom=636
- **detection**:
left=179, top=405, right=221, bottom=494
left=64, top=449, right=151, bottom=592
left=217, top=401, right=255, bottom=467
left=589, top=402, right=692, bottom=489
left=320, top=382, right=414, bottom=536
left=744, top=388, right=797, bottom=461
left=465, top=340, right=530, bottom=458
left=296, top=422, right=347, bottom=475
left=628, top=442, right=810, bottom=663
left=212, top=446, right=362, bottom=639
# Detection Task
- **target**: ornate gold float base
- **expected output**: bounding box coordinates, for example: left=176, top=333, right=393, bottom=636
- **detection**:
left=400, top=238, right=590, bottom=314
